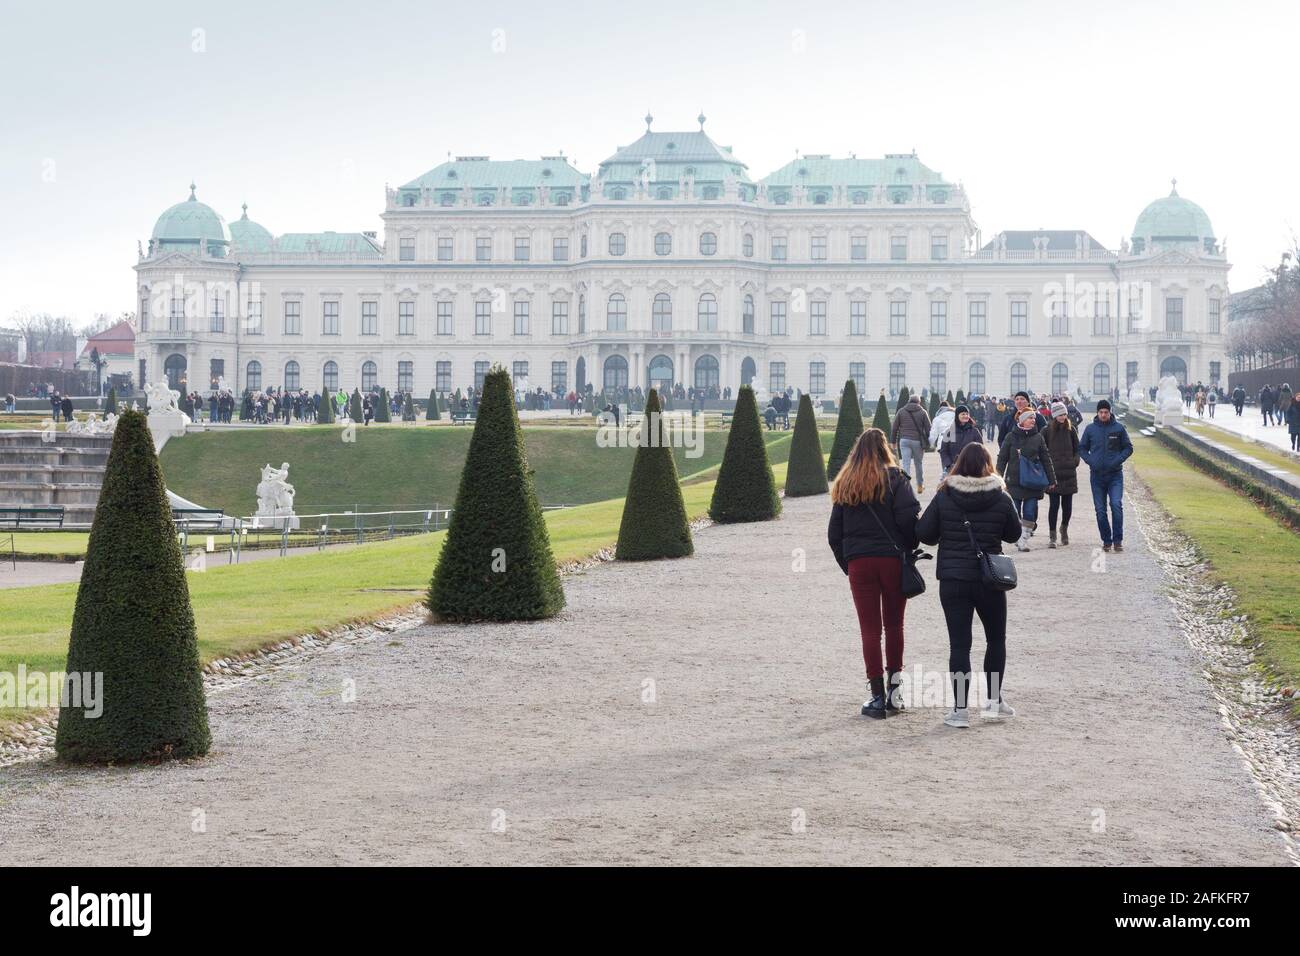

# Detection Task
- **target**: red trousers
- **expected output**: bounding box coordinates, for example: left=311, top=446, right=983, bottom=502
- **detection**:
left=847, top=557, right=907, bottom=679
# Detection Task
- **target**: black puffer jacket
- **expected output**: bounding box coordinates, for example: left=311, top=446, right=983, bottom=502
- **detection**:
left=997, top=426, right=1056, bottom=501
left=827, top=466, right=920, bottom=574
left=916, top=474, right=1022, bottom=582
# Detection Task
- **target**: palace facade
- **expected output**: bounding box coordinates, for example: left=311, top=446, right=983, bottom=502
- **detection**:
left=134, top=116, right=1230, bottom=401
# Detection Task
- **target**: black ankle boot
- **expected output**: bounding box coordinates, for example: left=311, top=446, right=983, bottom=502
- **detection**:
left=885, top=670, right=905, bottom=713
left=862, top=676, right=887, bottom=719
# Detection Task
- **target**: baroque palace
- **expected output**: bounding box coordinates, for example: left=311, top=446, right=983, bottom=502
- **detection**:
left=134, top=114, right=1229, bottom=401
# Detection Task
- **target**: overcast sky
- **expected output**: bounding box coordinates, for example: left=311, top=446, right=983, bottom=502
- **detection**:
left=2, top=0, right=1296, bottom=325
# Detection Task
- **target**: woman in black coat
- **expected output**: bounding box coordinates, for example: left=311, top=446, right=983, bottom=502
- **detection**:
left=916, top=443, right=1022, bottom=728
left=997, top=409, right=1056, bottom=551
left=828, top=428, right=921, bottom=720
left=939, top=404, right=983, bottom=474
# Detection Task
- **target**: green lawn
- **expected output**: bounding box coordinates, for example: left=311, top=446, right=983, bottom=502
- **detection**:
left=1130, top=434, right=1300, bottom=712
left=1180, top=419, right=1300, bottom=476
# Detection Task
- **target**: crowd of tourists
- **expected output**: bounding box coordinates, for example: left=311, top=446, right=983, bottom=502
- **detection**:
left=829, top=388, right=1134, bottom=728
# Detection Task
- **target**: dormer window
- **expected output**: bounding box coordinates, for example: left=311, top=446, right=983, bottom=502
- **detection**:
left=895, top=168, right=906, bottom=183
left=852, top=191, right=867, bottom=204
left=440, top=192, right=455, bottom=206
left=447, top=170, right=458, bottom=179
left=554, top=192, right=570, bottom=206
left=931, top=190, right=947, bottom=203
left=702, top=186, right=719, bottom=200
left=773, top=192, right=789, bottom=205
left=514, top=192, right=532, bottom=206
left=657, top=186, right=673, bottom=200
left=542, top=168, right=553, bottom=178
left=813, top=192, right=828, bottom=205
left=477, top=193, right=494, bottom=206
left=611, top=188, right=626, bottom=200
left=403, top=194, right=416, bottom=207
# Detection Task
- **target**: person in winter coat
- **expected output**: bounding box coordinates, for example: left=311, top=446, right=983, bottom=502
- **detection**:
left=1078, top=398, right=1133, bottom=552
left=997, top=409, right=1057, bottom=551
left=1278, top=384, right=1294, bottom=423
left=890, top=394, right=932, bottom=493
left=916, top=442, right=1022, bottom=728
left=1260, top=385, right=1276, bottom=426
left=828, top=428, right=921, bottom=720
left=1066, top=398, right=1083, bottom=427
left=929, top=401, right=955, bottom=454
left=1286, top=396, right=1300, bottom=452
left=1043, top=402, right=1080, bottom=548
left=997, top=391, right=1048, bottom=445
left=1232, top=385, right=1245, bottom=416
left=939, top=404, right=983, bottom=474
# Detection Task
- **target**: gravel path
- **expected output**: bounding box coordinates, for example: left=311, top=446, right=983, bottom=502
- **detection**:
left=0, top=460, right=1287, bottom=865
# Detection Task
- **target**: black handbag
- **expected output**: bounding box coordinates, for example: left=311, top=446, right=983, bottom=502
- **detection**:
left=954, top=500, right=1018, bottom=591
left=866, top=501, right=929, bottom=598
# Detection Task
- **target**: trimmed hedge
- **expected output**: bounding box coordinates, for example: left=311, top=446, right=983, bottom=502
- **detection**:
left=928, top=390, right=941, bottom=420
left=427, top=388, right=441, bottom=421
left=827, top=379, right=865, bottom=482
left=784, top=393, right=828, bottom=497
left=896, top=385, right=910, bottom=412
left=104, top=386, right=117, bottom=415
left=427, top=367, right=564, bottom=620
left=708, top=385, right=781, bottom=523
left=402, top=393, right=416, bottom=421
left=871, top=394, right=891, bottom=432
left=615, top=388, right=694, bottom=559
left=317, top=389, right=334, bottom=424
left=376, top=388, right=393, bottom=423
left=55, top=409, right=210, bottom=763
left=349, top=389, right=363, bottom=423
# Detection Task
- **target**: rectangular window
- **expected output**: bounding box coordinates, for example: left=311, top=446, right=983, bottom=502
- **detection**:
left=851, top=236, right=868, bottom=261
left=850, top=300, right=867, bottom=336
left=361, top=301, right=378, bottom=335
left=1051, top=301, right=1069, bottom=336
left=513, top=301, right=529, bottom=335
left=514, top=236, right=530, bottom=262
left=810, top=300, right=827, bottom=335
left=930, top=300, right=948, bottom=336
left=1209, top=360, right=1221, bottom=384
left=1010, top=299, right=1028, bottom=336
left=1092, top=292, right=1112, bottom=336
left=551, top=361, right=567, bottom=392
left=512, top=361, right=528, bottom=388
left=475, top=301, right=491, bottom=335
left=809, top=361, right=826, bottom=396
left=552, top=236, right=570, bottom=261
left=140, top=298, right=149, bottom=332
left=1126, top=361, right=1139, bottom=390
left=246, top=299, right=263, bottom=335
left=437, top=301, right=454, bottom=335
left=436, top=361, right=452, bottom=392
left=929, top=362, right=947, bottom=396
left=1166, top=297, right=1184, bottom=332
left=769, top=361, right=786, bottom=393
left=475, top=237, right=491, bottom=262
left=889, top=362, right=906, bottom=396
left=474, top=361, right=489, bottom=391
left=170, top=296, right=185, bottom=332
left=969, top=300, right=987, bottom=336
left=399, top=237, right=415, bottom=261
left=1127, top=286, right=1144, bottom=333
left=285, top=300, right=302, bottom=335
left=771, top=236, right=787, bottom=261
left=398, top=301, right=415, bottom=335
left=1208, top=297, right=1221, bottom=333
left=849, top=361, right=866, bottom=397
left=398, top=361, right=413, bottom=392
left=889, top=300, right=907, bottom=336
left=209, top=295, right=224, bottom=333
left=319, top=301, right=337, bottom=335
left=811, top=235, right=827, bottom=261
left=437, top=236, right=453, bottom=261
left=551, top=301, right=568, bottom=335
left=770, top=301, right=788, bottom=335
left=931, top=234, right=948, bottom=260
left=890, top=235, right=908, bottom=260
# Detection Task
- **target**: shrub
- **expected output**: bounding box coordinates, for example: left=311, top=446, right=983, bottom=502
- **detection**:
left=317, top=389, right=334, bottom=424
left=827, top=379, right=865, bottom=482
left=784, top=393, right=828, bottom=497
left=871, top=394, right=892, bottom=432
left=615, top=389, right=694, bottom=559
left=350, top=389, right=363, bottom=422
left=376, top=388, right=393, bottom=423
left=928, top=390, right=941, bottom=420
left=104, top=386, right=117, bottom=414
left=55, top=409, right=210, bottom=763
left=402, top=393, right=416, bottom=421
left=708, top=385, right=781, bottom=523
left=427, top=388, right=441, bottom=421
left=896, top=385, right=910, bottom=412
left=956, top=389, right=966, bottom=405
left=428, top=367, right=564, bottom=620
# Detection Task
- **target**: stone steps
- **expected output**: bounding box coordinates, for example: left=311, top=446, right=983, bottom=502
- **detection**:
left=0, top=430, right=117, bottom=525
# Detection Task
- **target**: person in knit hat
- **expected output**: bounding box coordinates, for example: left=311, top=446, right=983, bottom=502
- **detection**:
left=997, top=407, right=1057, bottom=550
left=1079, top=398, right=1133, bottom=552
left=1043, top=402, right=1080, bottom=547
left=939, top=403, right=983, bottom=478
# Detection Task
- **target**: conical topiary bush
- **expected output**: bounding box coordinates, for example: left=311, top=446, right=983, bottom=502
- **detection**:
left=946, top=389, right=955, bottom=405
left=826, top=379, right=864, bottom=482
left=896, top=385, right=910, bottom=412
left=402, top=393, right=416, bottom=421
left=708, top=385, right=780, bottom=523
left=317, top=389, right=334, bottom=424
left=784, top=393, right=828, bottom=497
left=928, top=389, right=941, bottom=420
left=104, top=386, right=116, bottom=414
left=427, top=388, right=441, bottom=421
left=55, top=409, right=209, bottom=763
left=871, top=394, right=891, bottom=432
left=350, top=389, right=363, bottom=422
left=376, top=388, right=393, bottom=423
left=956, top=389, right=966, bottom=405
left=615, top=389, right=693, bottom=560
left=428, top=367, right=564, bottom=620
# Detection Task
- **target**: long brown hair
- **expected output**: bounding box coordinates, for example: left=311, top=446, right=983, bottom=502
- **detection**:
left=830, top=428, right=898, bottom=505
left=939, top=443, right=996, bottom=490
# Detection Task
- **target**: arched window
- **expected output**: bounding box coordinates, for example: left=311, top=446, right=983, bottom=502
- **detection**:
left=694, top=355, right=720, bottom=391
left=652, top=293, right=672, bottom=331
left=1010, top=362, right=1028, bottom=394
left=603, top=355, right=628, bottom=391
left=361, top=361, right=377, bottom=392
left=654, top=232, right=672, bottom=255
left=743, top=295, right=755, bottom=334
left=1093, top=362, right=1111, bottom=397
left=742, top=233, right=754, bottom=257
left=607, top=293, right=627, bottom=331
left=969, top=362, right=986, bottom=396
left=284, top=360, right=300, bottom=391
left=245, top=360, right=262, bottom=392
left=1159, top=355, right=1187, bottom=384
left=1051, top=362, right=1069, bottom=395
left=740, top=356, right=756, bottom=386
left=699, top=232, right=717, bottom=255
left=163, top=353, right=187, bottom=391
left=608, top=233, right=626, bottom=256
left=323, top=361, right=339, bottom=393
left=648, top=355, right=673, bottom=391
left=697, top=293, right=718, bottom=331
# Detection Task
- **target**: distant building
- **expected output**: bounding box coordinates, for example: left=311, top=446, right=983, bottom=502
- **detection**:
left=77, top=319, right=136, bottom=385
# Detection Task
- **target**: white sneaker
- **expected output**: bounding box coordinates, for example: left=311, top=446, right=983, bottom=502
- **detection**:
left=943, top=708, right=970, bottom=729
left=981, top=700, right=1016, bottom=720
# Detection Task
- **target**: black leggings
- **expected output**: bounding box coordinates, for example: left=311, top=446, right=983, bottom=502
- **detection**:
left=1047, top=492, right=1073, bottom=533
left=940, top=579, right=1007, bottom=709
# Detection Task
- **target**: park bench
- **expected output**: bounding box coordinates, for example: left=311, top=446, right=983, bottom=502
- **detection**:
left=450, top=410, right=475, bottom=425
left=171, top=507, right=226, bottom=530
left=0, top=505, right=65, bottom=529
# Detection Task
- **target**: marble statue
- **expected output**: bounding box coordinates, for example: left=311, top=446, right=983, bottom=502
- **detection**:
left=144, top=380, right=190, bottom=451
left=1156, top=375, right=1184, bottom=426
left=1127, top=381, right=1146, bottom=405
left=255, top=462, right=299, bottom=529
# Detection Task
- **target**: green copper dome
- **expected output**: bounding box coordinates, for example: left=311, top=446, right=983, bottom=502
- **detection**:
left=228, top=203, right=273, bottom=253
left=151, top=184, right=230, bottom=253
left=1132, top=181, right=1214, bottom=241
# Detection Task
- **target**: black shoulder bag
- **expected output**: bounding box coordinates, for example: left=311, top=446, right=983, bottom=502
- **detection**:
left=952, top=496, right=1017, bottom=591
left=866, top=498, right=929, bottom=599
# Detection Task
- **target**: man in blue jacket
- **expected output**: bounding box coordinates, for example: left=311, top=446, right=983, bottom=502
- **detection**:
left=1078, top=399, right=1133, bottom=552
left=997, top=391, right=1049, bottom=445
